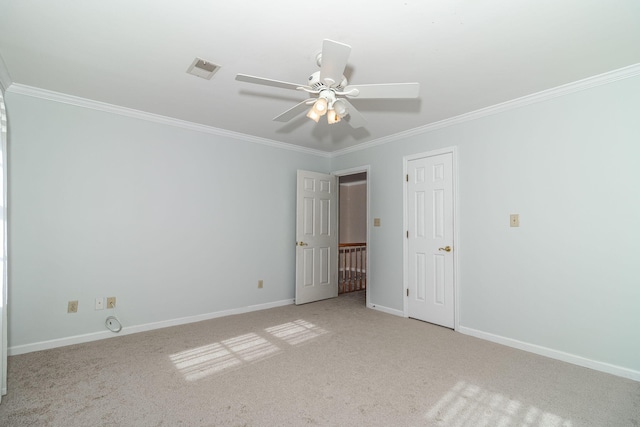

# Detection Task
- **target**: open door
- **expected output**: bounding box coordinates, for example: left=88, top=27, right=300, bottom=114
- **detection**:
left=295, top=170, right=338, bottom=305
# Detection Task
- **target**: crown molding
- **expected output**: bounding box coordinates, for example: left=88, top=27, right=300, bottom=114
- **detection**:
left=0, top=54, right=12, bottom=93
left=330, top=63, right=640, bottom=158
left=6, top=84, right=331, bottom=158
left=5, top=63, right=639, bottom=158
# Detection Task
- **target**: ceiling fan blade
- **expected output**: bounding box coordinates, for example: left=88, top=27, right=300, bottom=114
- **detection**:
left=340, top=99, right=367, bottom=129
left=344, top=83, right=420, bottom=99
left=319, top=39, right=351, bottom=87
left=236, top=74, right=308, bottom=91
left=273, top=100, right=314, bottom=122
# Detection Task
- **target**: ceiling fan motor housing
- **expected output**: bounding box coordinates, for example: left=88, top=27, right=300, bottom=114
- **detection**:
left=308, top=71, right=347, bottom=91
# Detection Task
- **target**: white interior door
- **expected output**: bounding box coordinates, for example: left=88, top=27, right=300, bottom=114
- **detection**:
left=406, top=152, right=455, bottom=328
left=295, top=170, right=338, bottom=305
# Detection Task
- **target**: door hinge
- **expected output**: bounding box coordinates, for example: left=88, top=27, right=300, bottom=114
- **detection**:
left=406, top=288, right=409, bottom=297
left=406, top=174, right=409, bottom=182
left=406, top=230, right=409, bottom=238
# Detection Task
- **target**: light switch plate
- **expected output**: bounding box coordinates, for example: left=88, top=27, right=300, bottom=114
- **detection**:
left=68, top=300, right=78, bottom=313
left=373, top=218, right=381, bottom=227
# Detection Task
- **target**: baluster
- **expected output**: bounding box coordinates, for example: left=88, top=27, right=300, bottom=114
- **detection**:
left=337, top=244, right=367, bottom=293
left=358, top=246, right=362, bottom=290
left=363, top=246, right=366, bottom=289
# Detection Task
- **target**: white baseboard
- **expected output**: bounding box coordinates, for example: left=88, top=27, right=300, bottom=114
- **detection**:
left=8, top=299, right=295, bottom=356
left=458, top=326, right=640, bottom=382
left=368, top=303, right=404, bottom=317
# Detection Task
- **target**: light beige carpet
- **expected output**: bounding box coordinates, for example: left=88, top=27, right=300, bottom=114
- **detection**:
left=0, top=291, right=638, bottom=426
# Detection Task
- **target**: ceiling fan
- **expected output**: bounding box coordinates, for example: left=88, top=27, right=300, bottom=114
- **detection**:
left=235, top=39, right=420, bottom=128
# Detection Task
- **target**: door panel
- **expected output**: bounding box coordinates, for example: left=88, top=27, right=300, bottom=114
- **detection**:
left=434, top=254, right=445, bottom=305
left=416, top=253, right=426, bottom=301
left=295, top=170, right=338, bottom=304
left=407, top=152, right=455, bottom=328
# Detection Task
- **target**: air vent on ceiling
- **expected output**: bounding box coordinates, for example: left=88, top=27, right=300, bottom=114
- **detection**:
left=186, top=58, right=221, bottom=80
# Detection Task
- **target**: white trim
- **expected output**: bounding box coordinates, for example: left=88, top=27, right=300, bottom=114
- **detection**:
left=5, top=84, right=331, bottom=158
left=333, top=165, right=370, bottom=176
left=458, top=326, right=640, bottom=382
left=403, top=147, right=458, bottom=330
left=452, top=150, right=460, bottom=331
left=3, top=64, right=639, bottom=158
left=0, top=89, right=7, bottom=400
left=403, top=158, right=408, bottom=319
left=367, top=303, right=403, bottom=317
left=0, top=54, right=11, bottom=92
left=333, top=165, right=371, bottom=308
left=331, top=63, right=640, bottom=157
left=8, top=299, right=294, bottom=356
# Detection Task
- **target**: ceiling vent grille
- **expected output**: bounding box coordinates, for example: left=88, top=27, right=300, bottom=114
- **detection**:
left=187, top=58, right=221, bottom=80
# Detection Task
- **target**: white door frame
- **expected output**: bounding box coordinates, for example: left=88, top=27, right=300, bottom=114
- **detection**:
left=333, top=165, right=371, bottom=308
left=0, top=88, right=7, bottom=400
left=402, top=148, right=459, bottom=330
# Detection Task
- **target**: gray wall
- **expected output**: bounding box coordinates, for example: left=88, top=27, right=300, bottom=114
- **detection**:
left=339, top=182, right=367, bottom=244
left=6, top=93, right=329, bottom=349
left=332, top=75, right=640, bottom=374
left=6, top=73, right=639, bottom=378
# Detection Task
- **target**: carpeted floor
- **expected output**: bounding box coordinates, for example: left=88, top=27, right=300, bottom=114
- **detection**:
left=0, top=291, right=638, bottom=426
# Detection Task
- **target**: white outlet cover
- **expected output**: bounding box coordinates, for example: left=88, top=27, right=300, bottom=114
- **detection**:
left=95, top=297, right=104, bottom=310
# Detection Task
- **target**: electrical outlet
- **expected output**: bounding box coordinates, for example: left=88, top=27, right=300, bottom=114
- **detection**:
left=68, top=300, right=78, bottom=313
left=510, top=214, right=520, bottom=227
left=95, top=297, right=104, bottom=310
left=258, top=280, right=263, bottom=289
left=107, top=297, right=116, bottom=309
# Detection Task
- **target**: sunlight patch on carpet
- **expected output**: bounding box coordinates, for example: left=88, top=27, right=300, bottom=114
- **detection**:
left=170, top=319, right=328, bottom=381
left=265, top=319, right=328, bottom=346
left=170, top=333, right=281, bottom=381
left=425, top=381, right=573, bottom=427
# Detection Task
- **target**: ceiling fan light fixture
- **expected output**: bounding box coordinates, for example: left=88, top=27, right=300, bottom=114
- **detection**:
left=332, top=99, right=348, bottom=118
left=312, top=98, right=328, bottom=116
left=327, top=109, right=340, bottom=124
left=307, top=96, right=329, bottom=123
left=306, top=108, right=321, bottom=123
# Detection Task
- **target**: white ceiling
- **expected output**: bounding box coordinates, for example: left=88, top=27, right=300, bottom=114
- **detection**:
left=1, top=1, right=639, bottom=153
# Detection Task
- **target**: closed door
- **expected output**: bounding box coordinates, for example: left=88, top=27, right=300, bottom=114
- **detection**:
left=295, top=170, right=338, bottom=305
left=406, top=152, right=455, bottom=328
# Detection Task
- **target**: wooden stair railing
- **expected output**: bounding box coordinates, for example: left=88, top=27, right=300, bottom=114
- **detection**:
left=338, top=243, right=366, bottom=294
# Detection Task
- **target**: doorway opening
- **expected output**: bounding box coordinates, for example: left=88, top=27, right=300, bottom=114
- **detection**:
left=337, top=171, right=368, bottom=302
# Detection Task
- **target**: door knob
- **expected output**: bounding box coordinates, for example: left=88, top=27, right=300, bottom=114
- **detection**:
left=297, top=241, right=308, bottom=246
left=438, top=246, right=452, bottom=252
